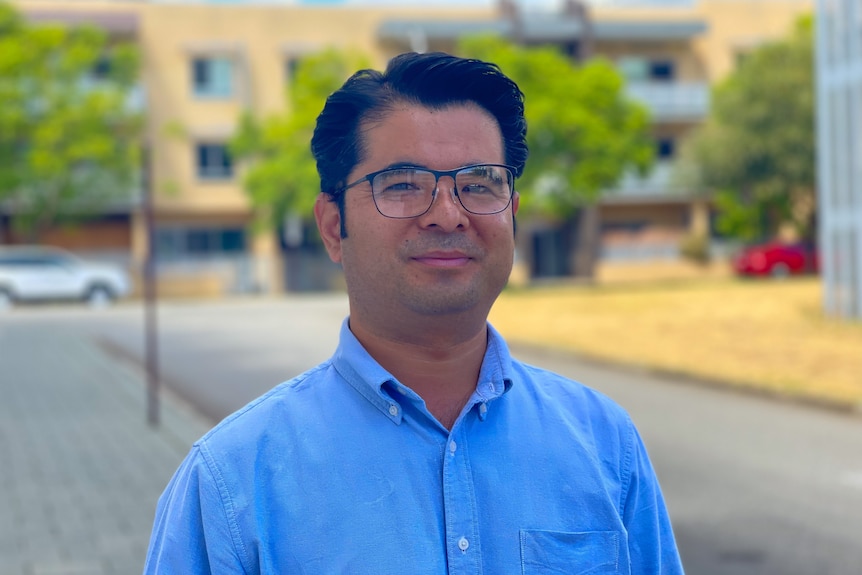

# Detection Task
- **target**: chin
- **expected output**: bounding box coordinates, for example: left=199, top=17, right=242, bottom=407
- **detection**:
left=401, top=284, right=500, bottom=318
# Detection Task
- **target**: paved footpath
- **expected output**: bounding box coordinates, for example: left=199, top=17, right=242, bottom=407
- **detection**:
left=0, top=321, right=212, bottom=575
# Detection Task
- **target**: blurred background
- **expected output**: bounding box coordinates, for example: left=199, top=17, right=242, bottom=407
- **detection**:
left=1, top=0, right=861, bottom=574
left=1, top=0, right=849, bottom=297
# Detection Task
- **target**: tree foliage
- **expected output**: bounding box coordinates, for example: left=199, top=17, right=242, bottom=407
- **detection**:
left=230, top=48, right=369, bottom=230
left=681, top=16, right=815, bottom=242
left=0, top=1, right=142, bottom=240
left=457, top=36, right=654, bottom=218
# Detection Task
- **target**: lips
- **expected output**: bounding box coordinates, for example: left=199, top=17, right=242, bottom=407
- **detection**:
left=412, top=251, right=472, bottom=268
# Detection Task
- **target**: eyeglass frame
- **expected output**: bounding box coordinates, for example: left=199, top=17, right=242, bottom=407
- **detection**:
left=339, top=163, right=517, bottom=219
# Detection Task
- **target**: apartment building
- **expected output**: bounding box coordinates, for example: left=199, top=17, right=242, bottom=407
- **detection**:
left=11, top=0, right=813, bottom=293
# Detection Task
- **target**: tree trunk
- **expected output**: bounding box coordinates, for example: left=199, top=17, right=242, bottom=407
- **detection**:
left=569, top=204, right=600, bottom=280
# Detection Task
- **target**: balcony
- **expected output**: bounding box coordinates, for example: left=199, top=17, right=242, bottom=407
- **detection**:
left=625, top=81, right=710, bottom=122
left=378, top=17, right=706, bottom=44
left=603, top=162, right=694, bottom=202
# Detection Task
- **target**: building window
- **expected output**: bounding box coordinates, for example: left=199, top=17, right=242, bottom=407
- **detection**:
left=649, top=60, right=675, bottom=81
left=195, top=143, right=233, bottom=180
left=155, top=227, right=247, bottom=257
left=618, top=57, right=675, bottom=82
left=656, top=137, right=676, bottom=159
left=192, top=57, right=234, bottom=98
left=282, top=44, right=318, bottom=83
left=285, top=55, right=303, bottom=82
left=560, top=41, right=581, bottom=60
left=618, top=57, right=649, bottom=81
left=91, top=55, right=113, bottom=80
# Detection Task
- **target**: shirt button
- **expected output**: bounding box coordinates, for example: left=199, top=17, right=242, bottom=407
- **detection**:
left=479, top=403, right=487, bottom=414
left=458, top=537, right=469, bottom=551
left=449, top=441, right=457, bottom=454
left=388, top=404, right=399, bottom=416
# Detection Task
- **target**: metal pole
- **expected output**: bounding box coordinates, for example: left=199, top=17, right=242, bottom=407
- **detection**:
left=143, top=146, right=160, bottom=427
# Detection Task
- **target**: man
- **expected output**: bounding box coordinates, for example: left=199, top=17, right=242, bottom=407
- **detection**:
left=144, top=52, right=684, bottom=574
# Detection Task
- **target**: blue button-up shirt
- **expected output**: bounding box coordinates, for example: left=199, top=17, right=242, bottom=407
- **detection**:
left=144, top=321, right=683, bottom=574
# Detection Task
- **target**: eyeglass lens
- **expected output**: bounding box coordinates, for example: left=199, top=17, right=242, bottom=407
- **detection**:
left=371, top=165, right=513, bottom=218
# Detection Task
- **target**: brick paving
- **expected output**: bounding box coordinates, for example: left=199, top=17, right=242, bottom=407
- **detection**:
left=0, top=321, right=211, bottom=575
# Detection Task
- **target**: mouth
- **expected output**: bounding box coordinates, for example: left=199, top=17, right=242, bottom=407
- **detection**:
left=411, top=251, right=473, bottom=268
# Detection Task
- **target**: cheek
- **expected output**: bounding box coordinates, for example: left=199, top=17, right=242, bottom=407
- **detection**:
left=482, top=216, right=516, bottom=246
left=341, top=217, right=401, bottom=269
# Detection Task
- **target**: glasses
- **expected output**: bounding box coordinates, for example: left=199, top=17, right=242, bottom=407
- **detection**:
left=341, top=163, right=516, bottom=219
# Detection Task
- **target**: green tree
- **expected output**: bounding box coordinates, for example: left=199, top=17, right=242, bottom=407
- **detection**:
left=0, top=1, right=142, bottom=240
left=680, top=15, right=815, bottom=242
left=457, top=36, right=654, bottom=216
left=230, top=48, right=369, bottom=231
left=457, top=36, right=653, bottom=278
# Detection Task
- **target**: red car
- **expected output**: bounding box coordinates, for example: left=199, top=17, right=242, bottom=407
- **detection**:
left=732, top=242, right=819, bottom=277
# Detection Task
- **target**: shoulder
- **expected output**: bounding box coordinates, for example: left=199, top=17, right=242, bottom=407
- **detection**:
left=506, top=358, right=638, bottom=462
left=485, top=324, right=629, bottom=426
left=512, top=358, right=633, bottom=425
left=195, top=360, right=335, bottom=454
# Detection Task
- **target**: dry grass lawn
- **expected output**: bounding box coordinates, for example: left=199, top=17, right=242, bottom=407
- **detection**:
left=490, top=275, right=862, bottom=408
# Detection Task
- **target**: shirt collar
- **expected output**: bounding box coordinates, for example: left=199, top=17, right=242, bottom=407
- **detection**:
left=331, top=318, right=514, bottom=423
left=332, top=319, right=403, bottom=423
left=475, top=322, right=515, bottom=401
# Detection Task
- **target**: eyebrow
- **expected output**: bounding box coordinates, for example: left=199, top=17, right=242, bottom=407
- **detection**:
left=380, top=161, right=493, bottom=171
left=381, top=162, right=425, bottom=171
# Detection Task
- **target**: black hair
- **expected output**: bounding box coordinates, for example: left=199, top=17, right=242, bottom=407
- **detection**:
left=311, top=52, right=528, bottom=237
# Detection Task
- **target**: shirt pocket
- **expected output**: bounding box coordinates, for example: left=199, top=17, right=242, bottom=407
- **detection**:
left=520, top=529, right=629, bottom=575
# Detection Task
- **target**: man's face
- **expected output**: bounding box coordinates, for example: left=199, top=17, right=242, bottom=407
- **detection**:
left=315, top=102, right=519, bottom=327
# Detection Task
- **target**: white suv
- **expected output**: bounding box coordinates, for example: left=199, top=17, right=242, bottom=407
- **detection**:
left=0, top=246, right=131, bottom=308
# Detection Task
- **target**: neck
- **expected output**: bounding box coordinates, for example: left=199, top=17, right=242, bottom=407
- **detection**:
left=349, top=316, right=488, bottom=429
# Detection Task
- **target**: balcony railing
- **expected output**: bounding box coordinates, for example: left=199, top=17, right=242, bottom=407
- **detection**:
left=625, top=81, right=710, bottom=121
left=604, top=161, right=692, bottom=200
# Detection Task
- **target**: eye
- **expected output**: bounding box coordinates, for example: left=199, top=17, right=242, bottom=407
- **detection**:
left=460, top=183, right=493, bottom=195
left=457, top=168, right=508, bottom=197
left=383, top=181, right=421, bottom=193
left=374, top=169, right=432, bottom=197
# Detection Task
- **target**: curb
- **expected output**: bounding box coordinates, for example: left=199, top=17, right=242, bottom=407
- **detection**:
left=508, top=341, right=862, bottom=418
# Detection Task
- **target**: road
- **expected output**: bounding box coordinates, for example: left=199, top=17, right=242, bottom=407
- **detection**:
left=5, top=296, right=862, bottom=575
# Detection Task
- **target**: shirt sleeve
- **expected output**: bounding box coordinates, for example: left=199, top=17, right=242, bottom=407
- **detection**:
left=620, top=423, right=686, bottom=575
left=142, top=445, right=248, bottom=575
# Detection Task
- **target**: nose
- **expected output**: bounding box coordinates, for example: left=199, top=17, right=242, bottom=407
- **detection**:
left=417, top=175, right=469, bottom=231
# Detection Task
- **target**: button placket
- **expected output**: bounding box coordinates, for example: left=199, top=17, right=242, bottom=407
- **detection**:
left=442, top=427, right=481, bottom=571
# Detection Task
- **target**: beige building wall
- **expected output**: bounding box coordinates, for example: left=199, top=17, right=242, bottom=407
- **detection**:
left=693, top=0, right=813, bottom=82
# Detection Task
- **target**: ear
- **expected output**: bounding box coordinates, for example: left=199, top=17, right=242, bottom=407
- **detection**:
left=511, top=191, right=520, bottom=216
left=314, top=194, right=343, bottom=264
